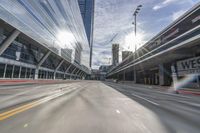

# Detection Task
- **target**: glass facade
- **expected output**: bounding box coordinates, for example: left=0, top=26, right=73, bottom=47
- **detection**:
left=0, top=0, right=90, bottom=69
left=78, top=0, right=95, bottom=46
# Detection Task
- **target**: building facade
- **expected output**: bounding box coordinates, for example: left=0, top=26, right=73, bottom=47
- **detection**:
left=78, top=0, right=95, bottom=67
left=0, top=0, right=90, bottom=80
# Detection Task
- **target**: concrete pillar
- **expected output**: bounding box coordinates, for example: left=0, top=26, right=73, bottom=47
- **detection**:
left=34, top=68, right=39, bottom=80
left=123, top=71, right=125, bottom=81
left=25, top=67, right=27, bottom=79
left=0, top=29, right=20, bottom=55
left=159, top=64, right=170, bottom=86
left=171, top=64, right=178, bottom=91
left=133, top=69, right=137, bottom=84
left=46, top=71, right=48, bottom=79
left=18, top=66, right=21, bottom=78
left=53, top=71, right=56, bottom=80
left=3, top=64, right=7, bottom=78
left=11, top=65, right=15, bottom=79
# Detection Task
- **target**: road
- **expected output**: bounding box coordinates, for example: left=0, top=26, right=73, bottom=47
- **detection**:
left=0, top=81, right=200, bottom=133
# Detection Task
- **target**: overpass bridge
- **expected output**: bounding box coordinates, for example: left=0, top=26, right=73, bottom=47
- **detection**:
left=107, top=3, right=200, bottom=88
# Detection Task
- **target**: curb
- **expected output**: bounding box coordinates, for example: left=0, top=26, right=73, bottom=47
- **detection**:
left=176, top=90, right=200, bottom=96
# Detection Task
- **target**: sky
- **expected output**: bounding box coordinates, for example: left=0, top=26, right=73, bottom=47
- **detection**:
left=92, top=0, right=199, bottom=69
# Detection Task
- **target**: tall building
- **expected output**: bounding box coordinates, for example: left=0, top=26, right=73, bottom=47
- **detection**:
left=122, top=51, right=132, bottom=61
left=112, top=44, right=119, bottom=66
left=74, top=43, right=83, bottom=65
left=78, top=0, right=95, bottom=67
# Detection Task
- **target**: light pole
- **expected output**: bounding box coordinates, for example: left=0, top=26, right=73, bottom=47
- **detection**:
left=132, top=5, right=142, bottom=83
left=132, top=5, right=142, bottom=56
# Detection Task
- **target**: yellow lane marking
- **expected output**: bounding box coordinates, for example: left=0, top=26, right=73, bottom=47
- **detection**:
left=0, top=88, right=75, bottom=121
left=0, top=102, right=39, bottom=121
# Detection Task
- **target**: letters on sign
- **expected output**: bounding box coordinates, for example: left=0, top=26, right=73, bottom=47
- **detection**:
left=177, top=56, right=200, bottom=76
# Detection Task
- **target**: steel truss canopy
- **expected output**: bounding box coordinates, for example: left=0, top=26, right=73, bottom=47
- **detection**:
left=0, top=0, right=90, bottom=72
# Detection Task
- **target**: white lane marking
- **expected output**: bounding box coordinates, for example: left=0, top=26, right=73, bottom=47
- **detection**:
left=131, top=93, right=159, bottom=106
left=116, top=109, right=120, bottom=114
left=179, top=101, right=200, bottom=107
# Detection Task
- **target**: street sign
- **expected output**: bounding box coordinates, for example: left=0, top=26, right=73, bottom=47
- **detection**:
left=177, top=56, right=200, bottom=76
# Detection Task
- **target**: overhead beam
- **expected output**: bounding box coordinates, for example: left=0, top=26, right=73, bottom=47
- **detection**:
left=53, top=60, right=64, bottom=79
left=65, top=64, right=72, bottom=74
left=55, top=59, right=64, bottom=71
left=0, top=29, right=20, bottom=55
left=37, top=51, right=51, bottom=67
left=70, top=67, right=77, bottom=79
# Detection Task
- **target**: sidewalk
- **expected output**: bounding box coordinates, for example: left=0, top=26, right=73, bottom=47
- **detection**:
left=117, top=81, right=200, bottom=96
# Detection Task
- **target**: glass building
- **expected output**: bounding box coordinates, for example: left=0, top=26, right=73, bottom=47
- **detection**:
left=0, top=0, right=90, bottom=79
left=78, top=0, right=95, bottom=67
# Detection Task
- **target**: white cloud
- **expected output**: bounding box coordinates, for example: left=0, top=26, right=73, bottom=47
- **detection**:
left=172, top=10, right=186, bottom=21
left=153, top=0, right=179, bottom=10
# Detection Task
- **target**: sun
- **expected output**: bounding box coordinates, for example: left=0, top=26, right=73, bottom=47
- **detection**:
left=56, top=31, right=75, bottom=48
left=124, top=31, right=144, bottom=52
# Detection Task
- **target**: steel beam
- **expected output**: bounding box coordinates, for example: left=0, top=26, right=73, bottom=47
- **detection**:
left=37, top=51, right=51, bottom=67
left=54, top=60, right=64, bottom=79
left=0, top=29, right=20, bottom=55
left=70, top=67, right=77, bottom=79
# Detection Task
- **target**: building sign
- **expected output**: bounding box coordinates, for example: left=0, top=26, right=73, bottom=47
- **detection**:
left=177, top=56, right=200, bottom=76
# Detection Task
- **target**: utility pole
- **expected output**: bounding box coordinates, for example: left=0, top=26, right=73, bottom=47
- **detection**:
left=132, top=5, right=142, bottom=59
left=132, top=5, right=142, bottom=83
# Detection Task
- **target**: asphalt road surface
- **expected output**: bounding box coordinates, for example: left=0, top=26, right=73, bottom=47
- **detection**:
left=0, top=81, right=200, bottom=133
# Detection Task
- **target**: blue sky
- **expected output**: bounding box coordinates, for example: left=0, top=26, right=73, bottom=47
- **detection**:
left=92, top=0, right=199, bottom=69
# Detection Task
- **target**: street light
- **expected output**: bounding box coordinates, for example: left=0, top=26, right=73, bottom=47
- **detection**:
left=132, top=4, right=142, bottom=83
left=132, top=4, right=142, bottom=56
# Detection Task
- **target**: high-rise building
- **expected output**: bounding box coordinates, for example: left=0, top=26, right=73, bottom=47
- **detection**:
left=122, top=51, right=132, bottom=61
left=112, top=44, right=119, bottom=66
left=78, top=0, right=95, bottom=67
left=74, top=43, right=83, bottom=65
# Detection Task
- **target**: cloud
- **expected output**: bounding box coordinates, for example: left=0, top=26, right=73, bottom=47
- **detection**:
left=153, top=0, right=179, bottom=10
left=172, top=10, right=186, bottom=21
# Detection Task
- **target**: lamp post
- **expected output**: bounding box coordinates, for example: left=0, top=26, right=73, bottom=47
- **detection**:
left=132, top=5, right=142, bottom=83
left=132, top=5, right=142, bottom=56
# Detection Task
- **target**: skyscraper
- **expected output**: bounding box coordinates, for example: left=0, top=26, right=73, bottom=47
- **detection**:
left=78, top=0, right=95, bottom=67
left=112, top=44, right=119, bottom=66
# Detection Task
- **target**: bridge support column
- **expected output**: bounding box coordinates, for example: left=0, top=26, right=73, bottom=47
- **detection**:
left=159, top=64, right=171, bottom=86
left=133, top=69, right=137, bottom=84
left=123, top=71, right=126, bottom=81
left=171, top=64, right=178, bottom=91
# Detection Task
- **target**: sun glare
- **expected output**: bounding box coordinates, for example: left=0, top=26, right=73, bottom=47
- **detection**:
left=56, top=31, right=75, bottom=48
left=124, top=32, right=144, bottom=51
